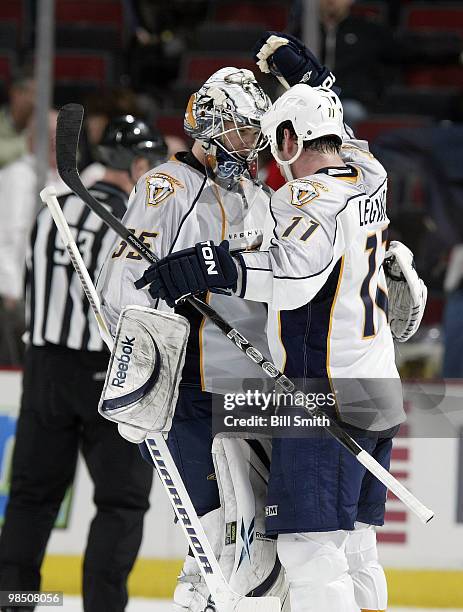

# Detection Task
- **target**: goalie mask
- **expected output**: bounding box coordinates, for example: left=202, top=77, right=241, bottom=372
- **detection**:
left=184, top=67, right=271, bottom=181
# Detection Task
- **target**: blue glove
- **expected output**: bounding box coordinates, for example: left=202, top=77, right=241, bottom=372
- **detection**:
left=135, top=241, right=238, bottom=307
left=253, top=31, right=337, bottom=91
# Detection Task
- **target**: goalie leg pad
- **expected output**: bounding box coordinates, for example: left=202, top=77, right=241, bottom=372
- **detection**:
left=278, top=531, right=358, bottom=612
left=213, top=437, right=289, bottom=604
left=99, top=305, right=189, bottom=434
left=174, top=436, right=289, bottom=610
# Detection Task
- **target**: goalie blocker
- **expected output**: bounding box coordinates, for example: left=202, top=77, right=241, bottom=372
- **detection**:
left=99, top=306, right=189, bottom=440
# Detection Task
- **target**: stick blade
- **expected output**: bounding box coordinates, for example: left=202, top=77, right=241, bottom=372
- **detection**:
left=56, top=103, right=84, bottom=182
left=235, top=596, right=281, bottom=612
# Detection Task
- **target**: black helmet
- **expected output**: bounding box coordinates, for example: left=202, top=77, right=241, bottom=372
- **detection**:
left=97, top=115, right=168, bottom=171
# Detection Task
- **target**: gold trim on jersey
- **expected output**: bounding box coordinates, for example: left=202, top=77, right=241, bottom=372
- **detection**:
left=326, top=256, right=345, bottom=418
left=334, top=166, right=362, bottom=184
left=199, top=291, right=211, bottom=391
left=210, top=181, right=227, bottom=240
left=377, top=227, right=389, bottom=324
left=277, top=311, right=287, bottom=373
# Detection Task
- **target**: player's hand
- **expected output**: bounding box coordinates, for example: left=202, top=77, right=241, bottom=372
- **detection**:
left=134, top=241, right=238, bottom=307
left=253, top=31, right=336, bottom=90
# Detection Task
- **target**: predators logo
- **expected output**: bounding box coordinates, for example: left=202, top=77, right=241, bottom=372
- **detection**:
left=290, top=180, right=328, bottom=208
left=146, top=173, right=183, bottom=207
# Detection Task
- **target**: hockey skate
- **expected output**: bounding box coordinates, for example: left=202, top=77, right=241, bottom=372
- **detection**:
left=173, top=554, right=216, bottom=611
left=172, top=553, right=290, bottom=611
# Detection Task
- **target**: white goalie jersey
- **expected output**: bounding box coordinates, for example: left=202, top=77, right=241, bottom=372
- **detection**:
left=237, top=137, right=405, bottom=430
left=97, top=152, right=270, bottom=394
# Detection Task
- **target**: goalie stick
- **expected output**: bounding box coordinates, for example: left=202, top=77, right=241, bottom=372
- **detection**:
left=39, top=185, right=280, bottom=612
left=56, top=103, right=434, bottom=526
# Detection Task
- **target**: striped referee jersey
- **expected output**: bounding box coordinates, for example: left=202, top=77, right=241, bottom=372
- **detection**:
left=25, top=181, right=127, bottom=352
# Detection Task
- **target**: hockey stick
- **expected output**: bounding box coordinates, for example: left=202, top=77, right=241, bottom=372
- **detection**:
left=40, top=185, right=280, bottom=612
left=40, top=187, right=113, bottom=351
left=56, top=103, right=434, bottom=525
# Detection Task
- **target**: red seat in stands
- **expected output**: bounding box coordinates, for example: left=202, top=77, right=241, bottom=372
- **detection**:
left=403, top=4, right=463, bottom=35
left=156, top=114, right=185, bottom=140
left=56, top=1, right=123, bottom=27
left=0, top=1, right=24, bottom=44
left=405, top=66, right=463, bottom=88
left=355, top=115, right=431, bottom=143
left=181, top=54, right=256, bottom=83
left=213, top=1, right=288, bottom=31
left=54, top=53, right=111, bottom=84
left=0, top=53, right=15, bottom=84
left=351, top=2, right=387, bottom=22
left=0, top=1, right=23, bottom=25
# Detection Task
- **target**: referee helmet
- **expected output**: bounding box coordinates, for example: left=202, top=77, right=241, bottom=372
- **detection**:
left=98, top=115, right=168, bottom=171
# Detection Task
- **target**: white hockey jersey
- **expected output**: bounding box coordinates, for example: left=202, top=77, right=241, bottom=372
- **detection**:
left=237, top=138, right=405, bottom=430
left=97, top=152, right=270, bottom=394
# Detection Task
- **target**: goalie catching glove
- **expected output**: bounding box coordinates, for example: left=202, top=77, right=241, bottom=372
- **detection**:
left=384, top=241, right=427, bottom=342
left=99, top=305, right=189, bottom=442
left=135, top=241, right=238, bottom=307
left=253, top=31, right=337, bottom=91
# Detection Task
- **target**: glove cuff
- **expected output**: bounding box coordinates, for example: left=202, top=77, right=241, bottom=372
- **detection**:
left=233, top=253, right=247, bottom=298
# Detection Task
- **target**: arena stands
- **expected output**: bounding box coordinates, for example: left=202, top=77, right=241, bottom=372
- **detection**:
left=0, top=0, right=462, bottom=371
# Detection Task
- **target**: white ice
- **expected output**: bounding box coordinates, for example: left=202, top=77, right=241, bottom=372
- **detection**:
left=38, top=597, right=463, bottom=612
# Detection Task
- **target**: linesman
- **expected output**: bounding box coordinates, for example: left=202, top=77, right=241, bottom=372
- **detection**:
left=0, top=115, right=167, bottom=612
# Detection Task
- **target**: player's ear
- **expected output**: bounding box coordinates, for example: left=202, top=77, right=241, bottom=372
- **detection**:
left=282, top=127, right=296, bottom=155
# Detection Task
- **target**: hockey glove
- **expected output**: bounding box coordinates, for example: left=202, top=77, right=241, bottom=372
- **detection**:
left=253, top=31, right=336, bottom=90
left=135, top=241, right=238, bottom=307
left=384, top=241, right=428, bottom=342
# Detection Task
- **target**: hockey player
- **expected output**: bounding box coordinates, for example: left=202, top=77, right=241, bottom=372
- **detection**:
left=0, top=116, right=167, bottom=612
left=97, top=68, right=288, bottom=610
left=138, top=36, right=427, bottom=612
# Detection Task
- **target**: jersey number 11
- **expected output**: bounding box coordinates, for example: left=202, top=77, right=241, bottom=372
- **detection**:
left=361, top=227, right=388, bottom=339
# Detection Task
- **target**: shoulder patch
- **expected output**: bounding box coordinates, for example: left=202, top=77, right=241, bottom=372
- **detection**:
left=290, top=179, right=328, bottom=207
left=146, top=172, right=183, bottom=207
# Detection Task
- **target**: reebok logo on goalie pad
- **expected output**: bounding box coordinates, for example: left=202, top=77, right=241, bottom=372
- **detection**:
left=111, top=336, right=135, bottom=388
left=255, top=531, right=274, bottom=542
left=265, top=505, right=278, bottom=517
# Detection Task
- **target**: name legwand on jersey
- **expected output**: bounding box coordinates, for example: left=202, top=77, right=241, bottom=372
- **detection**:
left=358, top=184, right=387, bottom=227
left=111, top=336, right=135, bottom=388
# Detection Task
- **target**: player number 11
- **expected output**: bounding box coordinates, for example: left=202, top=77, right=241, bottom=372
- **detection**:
left=360, top=227, right=388, bottom=338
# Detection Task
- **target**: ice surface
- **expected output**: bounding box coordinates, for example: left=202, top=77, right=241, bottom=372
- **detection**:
left=40, top=598, right=463, bottom=612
